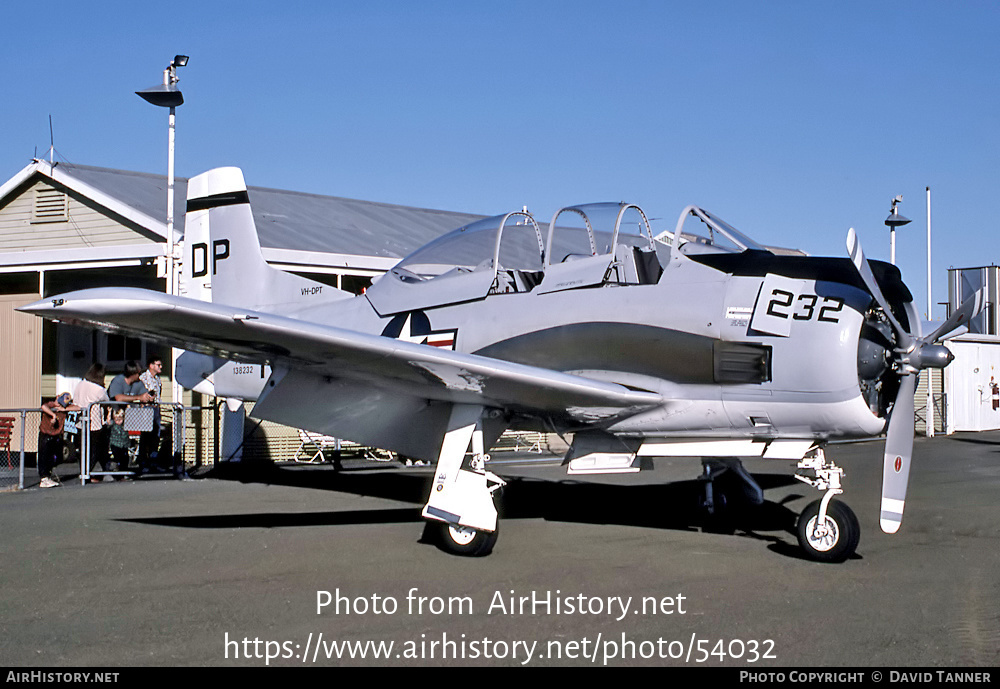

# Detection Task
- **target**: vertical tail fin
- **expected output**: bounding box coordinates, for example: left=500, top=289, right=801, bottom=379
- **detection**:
left=184, top=167, right=350, bottom=313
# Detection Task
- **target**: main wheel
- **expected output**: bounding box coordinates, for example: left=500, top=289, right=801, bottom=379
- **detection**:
left=436, top=521, right=499, bottom=557
left=796, top=499, right=860, bottom=563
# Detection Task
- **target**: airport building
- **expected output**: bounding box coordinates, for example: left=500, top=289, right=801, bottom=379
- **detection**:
left=941, top=267, right=1000, bottom=432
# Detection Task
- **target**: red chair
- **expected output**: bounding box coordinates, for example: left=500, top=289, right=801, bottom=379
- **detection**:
left=0, top=417, right=15, bottom=470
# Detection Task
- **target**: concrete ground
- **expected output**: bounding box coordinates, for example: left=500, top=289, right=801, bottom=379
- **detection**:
left=1, top=432, right=997, bottom=667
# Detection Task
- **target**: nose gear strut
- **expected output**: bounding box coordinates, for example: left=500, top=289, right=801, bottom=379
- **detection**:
left=793, top=447, right=860, bottom=562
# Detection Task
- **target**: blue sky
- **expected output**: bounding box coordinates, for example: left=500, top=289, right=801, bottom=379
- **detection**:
left=3, top=1, right=998, bottom=319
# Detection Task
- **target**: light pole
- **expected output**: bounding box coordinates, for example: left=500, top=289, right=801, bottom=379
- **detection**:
left=136, top=55, right=188, bottom=410
left=885, top=195, right=911, bottom=265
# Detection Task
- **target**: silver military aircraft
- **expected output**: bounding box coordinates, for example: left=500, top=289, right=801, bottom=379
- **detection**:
left=21, top=167, right=982, bottom=563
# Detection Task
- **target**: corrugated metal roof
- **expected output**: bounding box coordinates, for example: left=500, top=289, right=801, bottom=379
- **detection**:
left=58, top=163, right=485, bottom=259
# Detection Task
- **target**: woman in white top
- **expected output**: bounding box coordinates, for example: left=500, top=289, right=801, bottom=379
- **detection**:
left=73, top=363, right=110, bottom=480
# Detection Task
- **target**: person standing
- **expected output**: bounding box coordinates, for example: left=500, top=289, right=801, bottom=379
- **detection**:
left=37, top=392, right=77, bottom=487
left=138, top=356, right=164, bottom=472
left=106, top=361, right=154, bottom=474
left=73, top=363, right=111, bottom=482
left=107, top=361, right=154, bottom=405
left=107, top=407, right=131, bottom=481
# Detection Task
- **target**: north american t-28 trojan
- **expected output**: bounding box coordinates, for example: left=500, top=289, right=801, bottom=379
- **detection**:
left=22, top=167, right=982, bottom=562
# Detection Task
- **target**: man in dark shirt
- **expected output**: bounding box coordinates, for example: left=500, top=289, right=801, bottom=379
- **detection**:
left=105, top=362, right=154, bottom=476
left=107, top=361, right=154, bottom=405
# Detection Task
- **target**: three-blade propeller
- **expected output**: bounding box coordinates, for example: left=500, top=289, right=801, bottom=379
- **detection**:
left=846, top=229, right=983, bottom=533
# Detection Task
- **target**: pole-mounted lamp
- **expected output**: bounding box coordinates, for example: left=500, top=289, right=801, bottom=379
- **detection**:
left=885, top=195, right=911, bottom=266
left=136, top=55, right=189, bottom=412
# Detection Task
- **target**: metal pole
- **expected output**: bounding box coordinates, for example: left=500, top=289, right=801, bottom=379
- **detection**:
left=167, top=106, right=175, bottom=284
left=926, top=187, right=932, bottom=319
left=890, top=227, right=896, bottom=265
left=167, top=105, right=183, bottom=413
left=19, top=410, right=26, bottom=490
left=213, top=400, right=220, bottom=467
left=926, top=187, right=934, bottom=437
left=81, top=406, right=90, bottom=485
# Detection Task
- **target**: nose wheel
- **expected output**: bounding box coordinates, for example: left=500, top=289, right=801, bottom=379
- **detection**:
left=794, top=448, right=860, bottom=562
left=796, top=499, right=860, bottom=563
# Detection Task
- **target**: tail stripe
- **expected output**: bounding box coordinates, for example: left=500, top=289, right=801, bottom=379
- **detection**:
left=187, top=190, right=250, bottom=213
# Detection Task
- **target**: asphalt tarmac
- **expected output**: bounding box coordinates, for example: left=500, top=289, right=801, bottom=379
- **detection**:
left=1, top=432, right=998, bottom=668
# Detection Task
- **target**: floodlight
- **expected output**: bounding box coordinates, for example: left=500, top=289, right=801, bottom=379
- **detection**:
left=885, top=195, right=911, bottom=229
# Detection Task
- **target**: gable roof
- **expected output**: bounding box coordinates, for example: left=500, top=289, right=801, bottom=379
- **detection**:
left=0, top=159, right=485, bottom=272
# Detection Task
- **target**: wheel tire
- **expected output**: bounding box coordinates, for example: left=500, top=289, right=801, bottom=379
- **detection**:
left=436, top=521, right=499, bottom=557
left=796, top=499, right=860, bottom=563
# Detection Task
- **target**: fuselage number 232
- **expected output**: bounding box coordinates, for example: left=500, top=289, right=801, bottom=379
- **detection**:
left=766, top=290, right=845, bottom=323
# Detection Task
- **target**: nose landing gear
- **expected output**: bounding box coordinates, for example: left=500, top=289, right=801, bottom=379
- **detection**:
left=794, top=449, right=860, bottom=562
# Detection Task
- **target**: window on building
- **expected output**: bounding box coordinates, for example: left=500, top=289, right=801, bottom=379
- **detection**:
left=105, top=334, right=143, bottom=367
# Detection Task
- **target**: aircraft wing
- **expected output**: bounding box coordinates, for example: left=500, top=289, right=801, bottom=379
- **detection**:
left=21, top=288, right=663, bottom=421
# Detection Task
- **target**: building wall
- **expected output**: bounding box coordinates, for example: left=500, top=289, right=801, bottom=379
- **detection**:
left=0, top=292, right=42, bottom=410
left=0, top=179, right=158, bottom=251
left=0, top=292, right=42, bottom=452
left=944, top=339, right=1000, bottom=432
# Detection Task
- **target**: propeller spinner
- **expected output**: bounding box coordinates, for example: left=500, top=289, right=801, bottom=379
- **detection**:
left=846, top=229, right=982, bottom=534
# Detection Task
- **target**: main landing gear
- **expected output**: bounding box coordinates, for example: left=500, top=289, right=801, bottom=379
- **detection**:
left=793, top=449, right=860, bottom=563
left=421, top=405, right=506, bottom=557
left=699, top=457, right=765, bottom=534
left=435, top=520, right=501, bottom=557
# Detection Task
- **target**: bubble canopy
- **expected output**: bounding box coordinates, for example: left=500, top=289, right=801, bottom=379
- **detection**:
left=394, top=211, right=543, bottom=280
left=365, top=202, right=764, bottom=315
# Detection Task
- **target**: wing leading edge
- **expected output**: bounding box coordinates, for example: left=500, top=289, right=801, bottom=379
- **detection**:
left=21, top=288, right=663, bottom=422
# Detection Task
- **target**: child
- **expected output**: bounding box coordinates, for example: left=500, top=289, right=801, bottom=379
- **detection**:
left=108, top=408, right=131, bottom=479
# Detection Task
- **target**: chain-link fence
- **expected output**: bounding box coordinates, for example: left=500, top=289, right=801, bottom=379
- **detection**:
left=79, top=401, right=221, bottom=482
left=0, top=402, right=221, bottom=489
left=2, top=401, right=564, bottom=491
left=0, top=409, right=38, bottom=491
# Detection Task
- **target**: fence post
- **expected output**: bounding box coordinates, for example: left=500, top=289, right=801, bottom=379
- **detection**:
left=213, top=400, right=220, bottom=467
left=80, top=403, right=91, bottom=485
left=18, top=410, right=26, bottom=490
